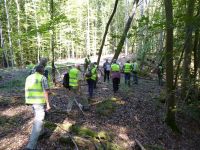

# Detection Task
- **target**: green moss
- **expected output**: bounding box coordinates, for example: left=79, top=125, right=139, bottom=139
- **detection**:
left=105, top=141, right=123, bottom=150
left=144, top=144, right=165, bottom=150
left=59, top=136, right=74, bottom=147
left=96, top=100, right=117, bottom=116
left=44, top=121, right=57, bottom=131
left=69, top=124, right=97, bottom=138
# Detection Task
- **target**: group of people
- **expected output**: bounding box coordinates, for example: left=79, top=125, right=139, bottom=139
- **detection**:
left=103, top=59, right=139, bottom=92
left=24, top=56, right=163, bottom=150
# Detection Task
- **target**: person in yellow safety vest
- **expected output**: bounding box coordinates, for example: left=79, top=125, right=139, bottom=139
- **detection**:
left=132, top=60, right=139, bottom=84
left=84, top=55, right=91, bottom=72
left=30, top=58, right=51, bottom=86
left=67, top=64, right=82, bottom=113
left=123, top=60, right=132, bottom=87
left=111, top=59, right=121, bottom=93
left=85, top=63, right=97, bottom=99
left=93, top=62, right=98, bottom=89
left=25, top=65, right=51, bottom=150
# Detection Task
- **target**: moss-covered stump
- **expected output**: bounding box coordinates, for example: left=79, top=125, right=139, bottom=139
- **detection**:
left=44, top=121, right=123, bottom=149
left=74, top=136, right=96, bottom=150
left=69, top=124, right=97, bottom=138
left=95, top=98, right=124, bottom=116
left=59, top=134, right=75, bottom=147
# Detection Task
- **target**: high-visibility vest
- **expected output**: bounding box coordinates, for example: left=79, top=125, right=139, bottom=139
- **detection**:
left=91, top=67, right=97, bottom=81
left=69, top=68, right=80, bottom=87
left=124, top=63, right=132, bottom=73
left=25, top=73, right=45, bottom=104
left=132, top=62, right=139, bottom=72
left=111, top=63, right=120, bottom=72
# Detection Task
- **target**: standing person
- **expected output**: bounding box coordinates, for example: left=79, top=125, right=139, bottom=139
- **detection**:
left=30, top=58, right=48, bottom=78
left=85, top=63, right=97, bottom=99
left=103, top=59, right=111, bottom=82
left=93, top=62, right=98, bottom=89
left=25, top=65, right=51, bottom=150
left=111, top=59, right=121, bottom=93
left=67, top=64, right=82, bottom=113
left=84, top=55, right=91, bottom=72
left=157, top=64, right=163, bottom=86
left=123, top=60, right=132, bottom=87
left=132, top=60, right=139, bottom=84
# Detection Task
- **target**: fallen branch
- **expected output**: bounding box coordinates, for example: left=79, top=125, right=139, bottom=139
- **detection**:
left=135, top=139, right=146, bottom=150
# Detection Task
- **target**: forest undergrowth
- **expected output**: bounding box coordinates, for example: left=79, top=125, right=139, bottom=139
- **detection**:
left=0, top=68, right=199, bottom=150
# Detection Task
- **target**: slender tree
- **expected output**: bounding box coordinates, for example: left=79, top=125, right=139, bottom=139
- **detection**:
left=50, top=0, right=56, bottom=84
left=15, top=0, right=24, bottom=66
left=4, top=0, right=14, bottom=67
left=182, top=0, right=196, bottom=98
left=164, top=0, right=179, bottom=132
left=97, top=0, right=119, bottom=65
left=112, top=0, right=139, bottom=61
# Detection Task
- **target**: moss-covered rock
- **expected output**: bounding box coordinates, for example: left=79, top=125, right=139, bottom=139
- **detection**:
left=96, top=99, right=117, bottom=116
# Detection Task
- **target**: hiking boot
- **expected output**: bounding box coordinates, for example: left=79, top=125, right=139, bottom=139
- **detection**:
left=83, top=105, right=90, bottom=111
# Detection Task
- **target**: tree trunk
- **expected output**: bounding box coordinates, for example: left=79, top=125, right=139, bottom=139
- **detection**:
left=0, top=22, right=8, bottom=67
left=86, top=0, right=90, bottom=56
left=164, top=0, right=179, bottom=132
left=33, top=0, right=41, bottom=63
left=15, top=0, right=23, bottom=66
left=193, top=30, right=199, bottom=81
left=97, top=0, right=119, bottom=65
left=112, top=0, right=139, bottom=61
left=124, top=0, right=129, bottom=56
left=182, top=0, right=196, bottom=98
left=4, top=0, right=14, bottom=67
left=50, top=0, right=56, bottom=84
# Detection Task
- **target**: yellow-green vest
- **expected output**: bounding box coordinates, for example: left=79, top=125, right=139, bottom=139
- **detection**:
left=111, top=64, right=120, bottom=72
left=132, top=62, right=139, bottom=72
left=69, top=68, right=80, bottom=87
left=91, top=67, right=97, bottom=81
left=25, top=73, right=45, bottom=104
left=124, top=63, right=132, bottom=73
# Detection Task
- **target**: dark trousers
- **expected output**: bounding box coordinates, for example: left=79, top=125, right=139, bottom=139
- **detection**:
left=133, top=71, right=138, bottom=84
left=104, top=70, right=110, bottom=82
left=94, top=79, right=97, bottom=89
left=124, top=73, right=131, bottom=86
left=112, top=78, right=120, bottom=93
left=87, top=79, right=95, bottom=98
left=158, top=75, right=163, bottom=86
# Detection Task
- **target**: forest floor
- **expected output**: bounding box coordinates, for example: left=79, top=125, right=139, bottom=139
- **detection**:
left=0, top=57, right=200, bottom=150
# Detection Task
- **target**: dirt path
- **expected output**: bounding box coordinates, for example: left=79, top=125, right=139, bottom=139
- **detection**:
left=0, top=72, right=199, bottom=149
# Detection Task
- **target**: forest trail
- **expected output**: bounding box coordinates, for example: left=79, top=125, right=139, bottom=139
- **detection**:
left=0, top=71, right=199, bottom=149
left=0, top=56, right=199, bottom=149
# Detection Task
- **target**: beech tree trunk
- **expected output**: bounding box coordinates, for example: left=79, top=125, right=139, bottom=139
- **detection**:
left=86, top=0, right=90, bottom=56
left=4, top=0, right=14, bottom=67
left=0, top=22, right=8, bottom=67
left=15, top=0, right=23, bottom=66
left=182, top=0, right=196, bottom=98
left=164, top=0, right=179, bottom=132
left=97, top=0, right=119, bottom=65
left=193, top=30, right=199, bottom=81
left=50, top=0, right=56, bottom=84
left=33, top=0, right=41, bottom=63
left=112, top=0, right=139, bottom=61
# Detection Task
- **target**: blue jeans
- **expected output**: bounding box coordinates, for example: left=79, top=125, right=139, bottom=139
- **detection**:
left=124, top=73, right=131, bottom=86
left=132, top=71, right=138, bottom=84
left=67, top=86, right=79, bottom=112
left=87, top=79, right=95, bottom=98
left=26, top=104, right=45, bottom=149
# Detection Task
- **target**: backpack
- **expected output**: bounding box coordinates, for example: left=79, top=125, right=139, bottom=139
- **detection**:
left=85, top=69, right=92, bottom=78
left=63, top=72, right=70, bottom=89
